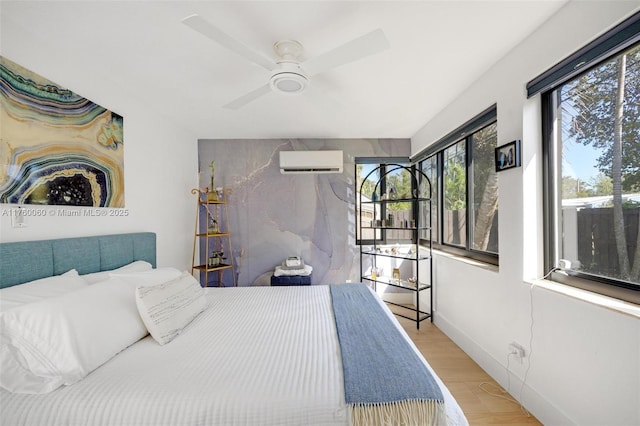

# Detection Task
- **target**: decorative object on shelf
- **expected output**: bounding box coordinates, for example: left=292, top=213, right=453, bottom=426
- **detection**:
left=495, top=139, right=521, bottom=172
left=371, top=191, right=377, bottom=201
left=371, top=267, right=378, bottom=280
left=389, top=187, right=397, bottom=199
left=208, top=216, right=218, bottom=233
left=207, top=251, right=225, bottom=268
left=392, top=268, right=401, bottom=281
left=207, top=162, right=218, bottom=201
left=408, top=277, right=417, bottom=288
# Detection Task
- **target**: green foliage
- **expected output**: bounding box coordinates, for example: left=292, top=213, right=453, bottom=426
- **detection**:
left=356, top=164, right=412, bottom=210
left=386, top=169, right=412, bottom=211
left=445, top=160, right=466, bottom=210
left=590, top=173, right=614, bottom=195
left=562, top=173, right=613, bottom=198
left=563, top=44, right=640, bottom=192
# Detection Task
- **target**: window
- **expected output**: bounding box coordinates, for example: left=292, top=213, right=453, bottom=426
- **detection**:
left=355, top=158, right=412, bottom=245
left=443, top=141, right=467, bottom=247
left=415, top=107, right=499, bottom=264
left=535, top=12, right=640, bottom=302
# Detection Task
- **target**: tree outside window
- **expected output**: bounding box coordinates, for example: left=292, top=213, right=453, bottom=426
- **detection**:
left=443, top=141, right=467, bottom=247
left=471, top=123, right=499, bottom=254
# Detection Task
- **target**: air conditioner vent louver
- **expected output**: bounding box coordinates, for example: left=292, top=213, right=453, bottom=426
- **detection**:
left=279, top=150, right=343, bottom=174
left=281, top=168, right=342, bottom=173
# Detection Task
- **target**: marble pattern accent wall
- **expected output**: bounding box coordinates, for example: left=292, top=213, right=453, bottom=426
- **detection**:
left=198, top=139, right=410, bottom=286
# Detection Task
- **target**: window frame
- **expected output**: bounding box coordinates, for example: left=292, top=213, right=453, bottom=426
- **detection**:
left=413, top=106, right=499, bottom=265
left=536, top=11, right=640, bottom=304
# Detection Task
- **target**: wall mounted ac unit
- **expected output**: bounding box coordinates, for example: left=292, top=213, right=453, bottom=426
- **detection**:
left=279, top=150, right=343, bottom=174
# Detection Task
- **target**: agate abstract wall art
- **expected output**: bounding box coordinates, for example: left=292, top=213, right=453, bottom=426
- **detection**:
left=0, top=56, right=124, bottom=207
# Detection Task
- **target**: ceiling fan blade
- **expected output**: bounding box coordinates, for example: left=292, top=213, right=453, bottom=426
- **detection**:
left=182, top=14, right=276, bottom=71
left=223, top=84, right=271, bottom=110
left=302, top=29, right=390, bottom=77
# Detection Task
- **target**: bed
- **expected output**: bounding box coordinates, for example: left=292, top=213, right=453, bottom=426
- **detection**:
left=0, top=232, right=468, bottom=426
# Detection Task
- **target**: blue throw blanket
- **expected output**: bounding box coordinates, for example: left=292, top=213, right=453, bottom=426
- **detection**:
left=330, top=283, right=446, bottom=425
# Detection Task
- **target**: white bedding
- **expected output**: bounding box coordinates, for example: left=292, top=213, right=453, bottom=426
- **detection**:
left=0, top=285, right=467, bottom=426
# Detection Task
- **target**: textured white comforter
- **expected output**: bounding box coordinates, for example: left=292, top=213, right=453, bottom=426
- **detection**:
left=1, top=286, right=466, bottom=426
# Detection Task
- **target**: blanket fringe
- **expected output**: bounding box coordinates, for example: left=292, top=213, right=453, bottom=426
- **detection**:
left=350, top=400, right=447, bottom=426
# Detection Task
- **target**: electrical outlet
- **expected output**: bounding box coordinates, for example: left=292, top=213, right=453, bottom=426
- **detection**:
left=558, top=259, right=572, bottom=270
left=509, top=342, right=525, bottom=363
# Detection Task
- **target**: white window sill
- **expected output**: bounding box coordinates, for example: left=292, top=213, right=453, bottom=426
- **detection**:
left=431, top=249, right=638, bottom=318
left=432, top=249, right=499, bottom=273
left=525, top=277, right=640, bottom=319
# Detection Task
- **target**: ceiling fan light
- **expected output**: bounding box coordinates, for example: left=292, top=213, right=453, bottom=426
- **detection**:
left=270, top=72, right=308, bottom=95
left=276, top=78, right=303, bottom=93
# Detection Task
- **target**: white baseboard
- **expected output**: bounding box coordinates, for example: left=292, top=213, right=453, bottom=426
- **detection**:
left=434, top=312, right=574, bottom=426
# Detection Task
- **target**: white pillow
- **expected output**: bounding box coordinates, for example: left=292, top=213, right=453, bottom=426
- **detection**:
left=135, top=272, right=207, bottom=345
left=0, top=276, right=147, bottom=394
left=110, top=267, right=182, bottom=287
left=81, top=260, right=153, bottom=284
left=0, top=269, right=86, bottom=313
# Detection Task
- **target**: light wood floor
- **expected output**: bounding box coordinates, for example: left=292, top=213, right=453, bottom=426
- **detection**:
left=393, top=310, right=542, bottom=426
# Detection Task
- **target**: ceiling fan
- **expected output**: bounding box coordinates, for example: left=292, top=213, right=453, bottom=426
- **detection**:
left=182, top=14, right=390, bottom=109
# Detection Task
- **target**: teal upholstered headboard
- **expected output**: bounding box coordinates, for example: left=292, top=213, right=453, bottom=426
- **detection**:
left=0, top=232, right=156, bottom=289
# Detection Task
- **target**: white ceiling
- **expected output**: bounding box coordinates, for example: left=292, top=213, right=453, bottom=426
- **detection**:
left=1, top=1, right=568, bottom=139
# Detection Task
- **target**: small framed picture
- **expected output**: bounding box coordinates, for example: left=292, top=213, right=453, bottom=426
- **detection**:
left=495, top=140, right=521, bottom=172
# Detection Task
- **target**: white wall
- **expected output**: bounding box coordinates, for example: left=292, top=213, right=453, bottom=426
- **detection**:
left=0, top=13, right=198, bottom=271
left=412, top=2, right=640, bottom=425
